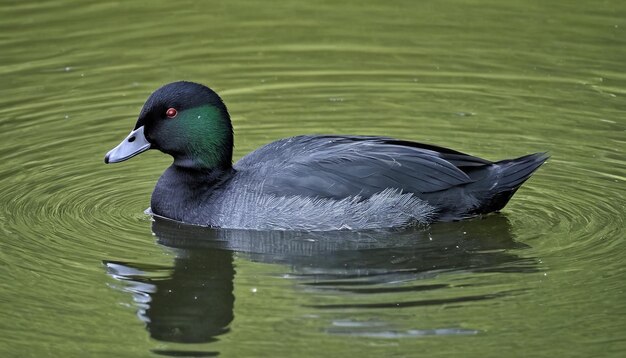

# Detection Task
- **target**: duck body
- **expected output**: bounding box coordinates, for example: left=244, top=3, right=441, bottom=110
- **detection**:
left=105, top=81, right=548, bottom=231
left=150, top=134, right=547, bottom=230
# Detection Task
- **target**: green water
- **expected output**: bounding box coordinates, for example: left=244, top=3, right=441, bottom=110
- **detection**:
left=1, top=0, right=625, bottom=357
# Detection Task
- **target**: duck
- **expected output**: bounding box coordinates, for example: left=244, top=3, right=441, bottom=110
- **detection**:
left=104, top=81, right=548, bottom=231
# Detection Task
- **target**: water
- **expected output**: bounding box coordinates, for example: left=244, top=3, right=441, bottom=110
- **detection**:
left=0, top=0, right=624, bottom=356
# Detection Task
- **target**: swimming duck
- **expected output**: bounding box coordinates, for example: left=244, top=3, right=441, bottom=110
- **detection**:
left=105, top=81, right=548, bottom=231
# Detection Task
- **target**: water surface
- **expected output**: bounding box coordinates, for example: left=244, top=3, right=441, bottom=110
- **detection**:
left=0, top=0, right=625, bottom=357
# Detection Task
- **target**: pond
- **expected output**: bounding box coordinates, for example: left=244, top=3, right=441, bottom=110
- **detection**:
left=1, top=0, right=624, bottom=357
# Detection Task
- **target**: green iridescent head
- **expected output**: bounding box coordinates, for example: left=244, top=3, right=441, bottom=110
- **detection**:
left=105, top=81, right=233, bottom=170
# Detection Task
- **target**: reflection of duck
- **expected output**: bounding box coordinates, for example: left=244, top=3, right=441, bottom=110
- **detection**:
left=105, top=246, right=234, bottom=344
left=153, top=213, right=535, bottom=276
left=105, top=215, right=537, bottom=345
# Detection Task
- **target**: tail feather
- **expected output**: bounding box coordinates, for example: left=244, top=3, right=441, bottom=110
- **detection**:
left=472, top=152, right=549, bottom=214
left=496, top=152, right=549, bottom=191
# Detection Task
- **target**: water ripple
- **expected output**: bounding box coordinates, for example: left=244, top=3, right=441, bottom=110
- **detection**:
left=1, top=2, right=625, bottom=354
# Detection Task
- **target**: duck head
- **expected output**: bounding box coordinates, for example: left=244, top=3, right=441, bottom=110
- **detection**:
left=104, top=81, right=233, bottom=170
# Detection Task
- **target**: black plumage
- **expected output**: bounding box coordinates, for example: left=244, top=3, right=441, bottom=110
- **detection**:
left=235, top=135, right=548, bottom=221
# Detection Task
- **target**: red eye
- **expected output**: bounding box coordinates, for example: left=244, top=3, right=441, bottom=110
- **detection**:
left=166, top=108, right=178, bottom=118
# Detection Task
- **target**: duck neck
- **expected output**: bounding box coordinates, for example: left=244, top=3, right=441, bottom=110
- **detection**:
left=167, top=164, right=235, bottom=188
left=173, top=155, right=232, bottom=172
left=151, top=164, right=235, bottom=222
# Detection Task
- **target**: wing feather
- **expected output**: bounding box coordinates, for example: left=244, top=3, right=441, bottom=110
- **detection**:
left=235, top=135, right=489, bottom=199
